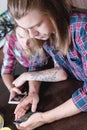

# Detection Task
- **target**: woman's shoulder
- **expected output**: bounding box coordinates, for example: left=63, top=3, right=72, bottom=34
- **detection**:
left=3, top=31, right=17, bottom=50
left=5, top=31, right=17, bottom=42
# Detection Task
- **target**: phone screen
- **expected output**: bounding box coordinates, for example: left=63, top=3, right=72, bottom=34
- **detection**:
left=8, top=92, right=27, bottom=104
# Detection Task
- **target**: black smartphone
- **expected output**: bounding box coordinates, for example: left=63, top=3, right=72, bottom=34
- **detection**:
left=8, top=92, right=27, bottom=104
left=13, top=111, right=35, bottom=125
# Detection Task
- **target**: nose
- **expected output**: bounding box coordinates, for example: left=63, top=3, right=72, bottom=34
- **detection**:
left=28, top=29, right=39, bottom=38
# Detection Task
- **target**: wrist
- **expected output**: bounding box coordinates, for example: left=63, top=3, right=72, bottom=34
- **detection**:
left=8, top=85, right=15, bottom=92
left=28, top=91, right=38, bottom=95
left=29, top=81, right=41, bottom=94
left=42, top=111, right=56, bottom=123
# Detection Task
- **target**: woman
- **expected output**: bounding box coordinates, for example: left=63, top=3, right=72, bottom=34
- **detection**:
left=7, top=0, right=87, bottom=129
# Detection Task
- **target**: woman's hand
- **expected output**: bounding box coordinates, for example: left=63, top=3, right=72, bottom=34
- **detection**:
left=14, top=92, right=39, bottom=120
left=16, top=112, right=46, bottom=130
left=9, top=86, right=22, bottom=101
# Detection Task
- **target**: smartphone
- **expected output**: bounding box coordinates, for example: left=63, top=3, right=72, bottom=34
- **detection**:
left=13, top=111, right=35, bottom=125
left=8, top=92, right=27, bottom=104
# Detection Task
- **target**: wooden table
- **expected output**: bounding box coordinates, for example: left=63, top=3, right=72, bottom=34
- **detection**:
left=0, top=77, right=87, bottom=130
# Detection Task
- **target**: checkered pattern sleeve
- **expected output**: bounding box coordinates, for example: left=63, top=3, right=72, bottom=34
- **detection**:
left=1, top=35, right=16, bottom=75
left=72, top=22, right=87, bottom=111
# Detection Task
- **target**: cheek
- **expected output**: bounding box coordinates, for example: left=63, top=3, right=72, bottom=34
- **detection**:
left=17, top=36, right=27, bottom=45
left=43, top=23, right=53, bottom=33
left=16, top=34, right=28, bottom=45
left=39, top=26, right=50, bottom=34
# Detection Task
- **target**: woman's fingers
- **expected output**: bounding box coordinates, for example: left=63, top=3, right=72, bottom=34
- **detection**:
left=9, top=87, right=21, bottom=100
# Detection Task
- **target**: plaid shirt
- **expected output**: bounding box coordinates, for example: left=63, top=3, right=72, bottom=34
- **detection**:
left=2, top=9, right=87, bottom=112
left=1, top=33, right=51, bottom=75
left=43, top=9, right=87, bottom=112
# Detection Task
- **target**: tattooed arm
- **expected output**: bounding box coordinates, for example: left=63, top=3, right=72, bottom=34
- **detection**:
left=13, top=68, right=67, bottom=87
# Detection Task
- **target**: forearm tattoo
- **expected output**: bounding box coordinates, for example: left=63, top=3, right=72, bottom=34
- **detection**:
left=29, top=69, right=58, bottom=82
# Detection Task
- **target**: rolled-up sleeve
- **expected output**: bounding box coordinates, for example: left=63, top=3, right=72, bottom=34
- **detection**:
left=72, top=80, right=87, bottom=112
left=72, top=25, right=87, bottom=112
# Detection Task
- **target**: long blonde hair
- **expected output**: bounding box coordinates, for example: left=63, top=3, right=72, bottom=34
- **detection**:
left=8, top=0, right=72, bottom=55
